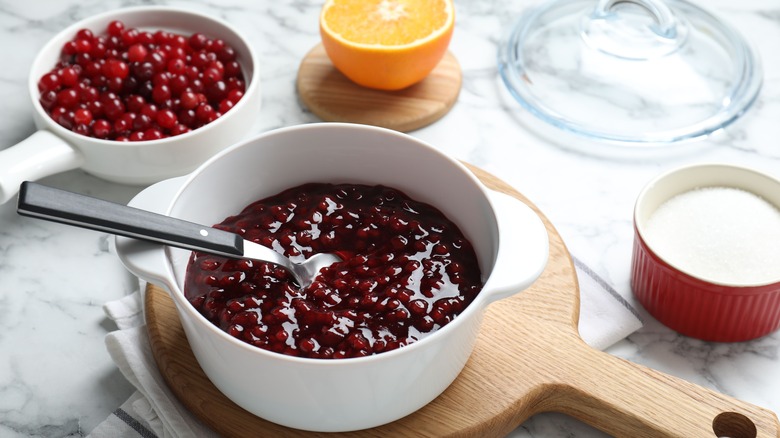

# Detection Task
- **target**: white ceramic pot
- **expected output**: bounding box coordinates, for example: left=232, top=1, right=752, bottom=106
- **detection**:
left=0, top=6, right=261, bottom=204
left=115, top=123, right=549, bottom=432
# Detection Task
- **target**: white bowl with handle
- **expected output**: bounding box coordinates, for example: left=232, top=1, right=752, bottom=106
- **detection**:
left=115, top=122, right=549, bottom=432
left=0, top=6, right=261, bottom=204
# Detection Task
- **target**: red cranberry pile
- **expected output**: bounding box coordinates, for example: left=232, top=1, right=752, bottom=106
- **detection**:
left=37, top=20, right=245, bottom=141
left=184, top=183, right=483, bottom=359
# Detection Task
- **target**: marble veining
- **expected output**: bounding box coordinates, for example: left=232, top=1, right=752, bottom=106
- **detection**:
left=1, top=0, right=779, bottom=436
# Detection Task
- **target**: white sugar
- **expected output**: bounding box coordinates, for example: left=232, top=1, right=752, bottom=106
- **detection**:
left=644, top=187, right=780, bottom=285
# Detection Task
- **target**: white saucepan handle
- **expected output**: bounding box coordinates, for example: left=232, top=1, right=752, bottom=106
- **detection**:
left=0, top=130, right=84, bottom=204
left=113, top=176, right=188, bottom=293
left=481, top=190, right=550, bottom=305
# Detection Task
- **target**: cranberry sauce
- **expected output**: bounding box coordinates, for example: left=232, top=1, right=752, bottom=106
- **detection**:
left=38, top=21, right=246, bottom=141
left=184, top=183, right=483, bottom=359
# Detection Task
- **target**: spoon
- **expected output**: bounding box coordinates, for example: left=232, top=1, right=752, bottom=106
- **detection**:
left=16, top=181, right=341, bottom=288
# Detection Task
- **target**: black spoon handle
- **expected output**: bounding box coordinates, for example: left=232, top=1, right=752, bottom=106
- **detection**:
left=16, top=181, right=243, bottom=257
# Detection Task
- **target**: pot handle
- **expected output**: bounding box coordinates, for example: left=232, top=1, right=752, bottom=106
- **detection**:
left=113, top=176, right=187, bottom=292
left=0, top=130, right=84, bottom=204
left=481, top=190, right=549, bottom=304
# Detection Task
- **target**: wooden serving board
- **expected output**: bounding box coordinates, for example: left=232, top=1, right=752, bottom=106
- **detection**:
left=146, top=165, right=780, bottom=437
left=296, top=44, right=461, bottom=132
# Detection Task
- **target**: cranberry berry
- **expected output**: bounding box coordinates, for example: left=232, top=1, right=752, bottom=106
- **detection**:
left=38, top=21, right=245, bottom=141
left=184, top=184, right=483, bottom=360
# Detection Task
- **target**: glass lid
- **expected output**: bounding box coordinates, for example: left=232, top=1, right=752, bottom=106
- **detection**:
left=498, top=0, right=762, bottom=149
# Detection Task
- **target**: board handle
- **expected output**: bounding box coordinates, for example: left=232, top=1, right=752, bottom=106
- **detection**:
left=548, top=341, right=780, bottom=438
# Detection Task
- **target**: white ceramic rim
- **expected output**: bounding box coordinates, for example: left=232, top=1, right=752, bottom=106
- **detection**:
left=634, top=162, right=780, bottom=287
left=27, top=5, right=260, bottom=146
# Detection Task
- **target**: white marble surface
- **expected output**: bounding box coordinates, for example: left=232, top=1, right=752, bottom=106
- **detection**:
left=0, top=0, right=779, bottom=436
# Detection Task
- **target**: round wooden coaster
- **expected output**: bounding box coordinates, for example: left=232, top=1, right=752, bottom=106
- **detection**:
left=296, top=44, right=462, bottom=132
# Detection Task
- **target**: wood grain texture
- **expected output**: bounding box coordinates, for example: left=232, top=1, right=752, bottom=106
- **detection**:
left=296, top=44, right=461, bottom=132
left=145, top=165, right=780, bottom=437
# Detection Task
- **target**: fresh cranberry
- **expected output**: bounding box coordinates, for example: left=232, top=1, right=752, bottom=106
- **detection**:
left=57, top=110, right=75, bottom=129
left=38, top=73, right=60, bottom=93
left=73, top=108, right=93, bottom=125
left=84, top=101, right=104, bottom=118
left=226, top=77, right=244, bottom=91
left=178, top=109, right=196, bottom=126
left=171, top=34, right=187, bottom=48
left=140, top=103, right=158, bottom=120
left=144, top=128, right=163, bottom=140
left=56, top=88, right=80, bottom=109
left=151, top=84, right=171, bottom=104
left=152, top=72, right=170, bottom=86
left=102, top=97, right=125, bottom=121
left=189, top=33, right=208, bottom=50
left=195, top=103, right=216, bottom=123
left=218, top=99, right=234, bottom=114
left=190, top=78, right=205, bottom=93
left=122, top=76, right=139, bottom=95
left=105, top=59, right=129, bottom=79
left=156, top=109, right=177, bottom=129
left=59, top=67, right=79, bottom=87
left=132, top=62, right=155, bottom=81
left=74, top=53, right=92, bottom=66
left=203, top=66, right=223, bottom=84
left=114, top=112, right=135, bottom=134
left=205, top=80, right=227, bottom=102
left=167, top=58, right=186, bottom=75
left=90, top=41, right=107, bottom=59
left=137, top=31, right=154, bottom=46
left=224, top=60, right=241, bottom=79
left=209, top=39, right=226, bottom=53
left=179, top=91, right=199, bottom=110
left=107, top=20, right=124, bottom=37
left=92, top=119, right=111, bottom=138
left=38, top=21, right=246, bottom=140
left=74, top=123, right=90, bottom=136
left=184, top=184, right=483, bottom=359
left=226, top=89, right=243, bottom=104
left=81, top=85, right=99, bottom=102
left=74, top=38, right=92, bottom=54
left=121, top=28, right=139, bottom=45
left=148, top=50, right=167, bottom=73
left=170, top=123, right=190, bottom=136
left=125, top=94, right=145, bottom=113
left=191, top=51, right=210, bottom=69
left=169, top=74, right=189, bottom=95
left=106, top=76, right=125, bottom=92
left=40, top=91, right=57, bottom=110
left=153, top=30, right=169, bottom=45
left=217, top=46, right=236, bottom=62
left=133, top=113, right=153, bottom=131
left=127, top=43, right=148, bottom=63
left=136, top=81, right=154, bottom=101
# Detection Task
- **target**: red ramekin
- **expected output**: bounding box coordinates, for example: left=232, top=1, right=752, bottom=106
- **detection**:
left=631, top=164, right=780, bottom=342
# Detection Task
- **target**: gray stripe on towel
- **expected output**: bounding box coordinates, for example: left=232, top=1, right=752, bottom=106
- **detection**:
left=113, top=408, right=158, bottom=438
left=572, top=255, right=643, bottom=322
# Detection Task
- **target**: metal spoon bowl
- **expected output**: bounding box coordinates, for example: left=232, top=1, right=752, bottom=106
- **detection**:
left=16, top=181, right=340, bottom=288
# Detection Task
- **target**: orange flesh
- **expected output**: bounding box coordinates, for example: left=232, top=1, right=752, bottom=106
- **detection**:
left=323, top=0, right=450, bottom=46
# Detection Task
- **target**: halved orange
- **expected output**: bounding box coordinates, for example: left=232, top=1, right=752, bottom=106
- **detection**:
left=320, top=0, right=455, bottom=91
